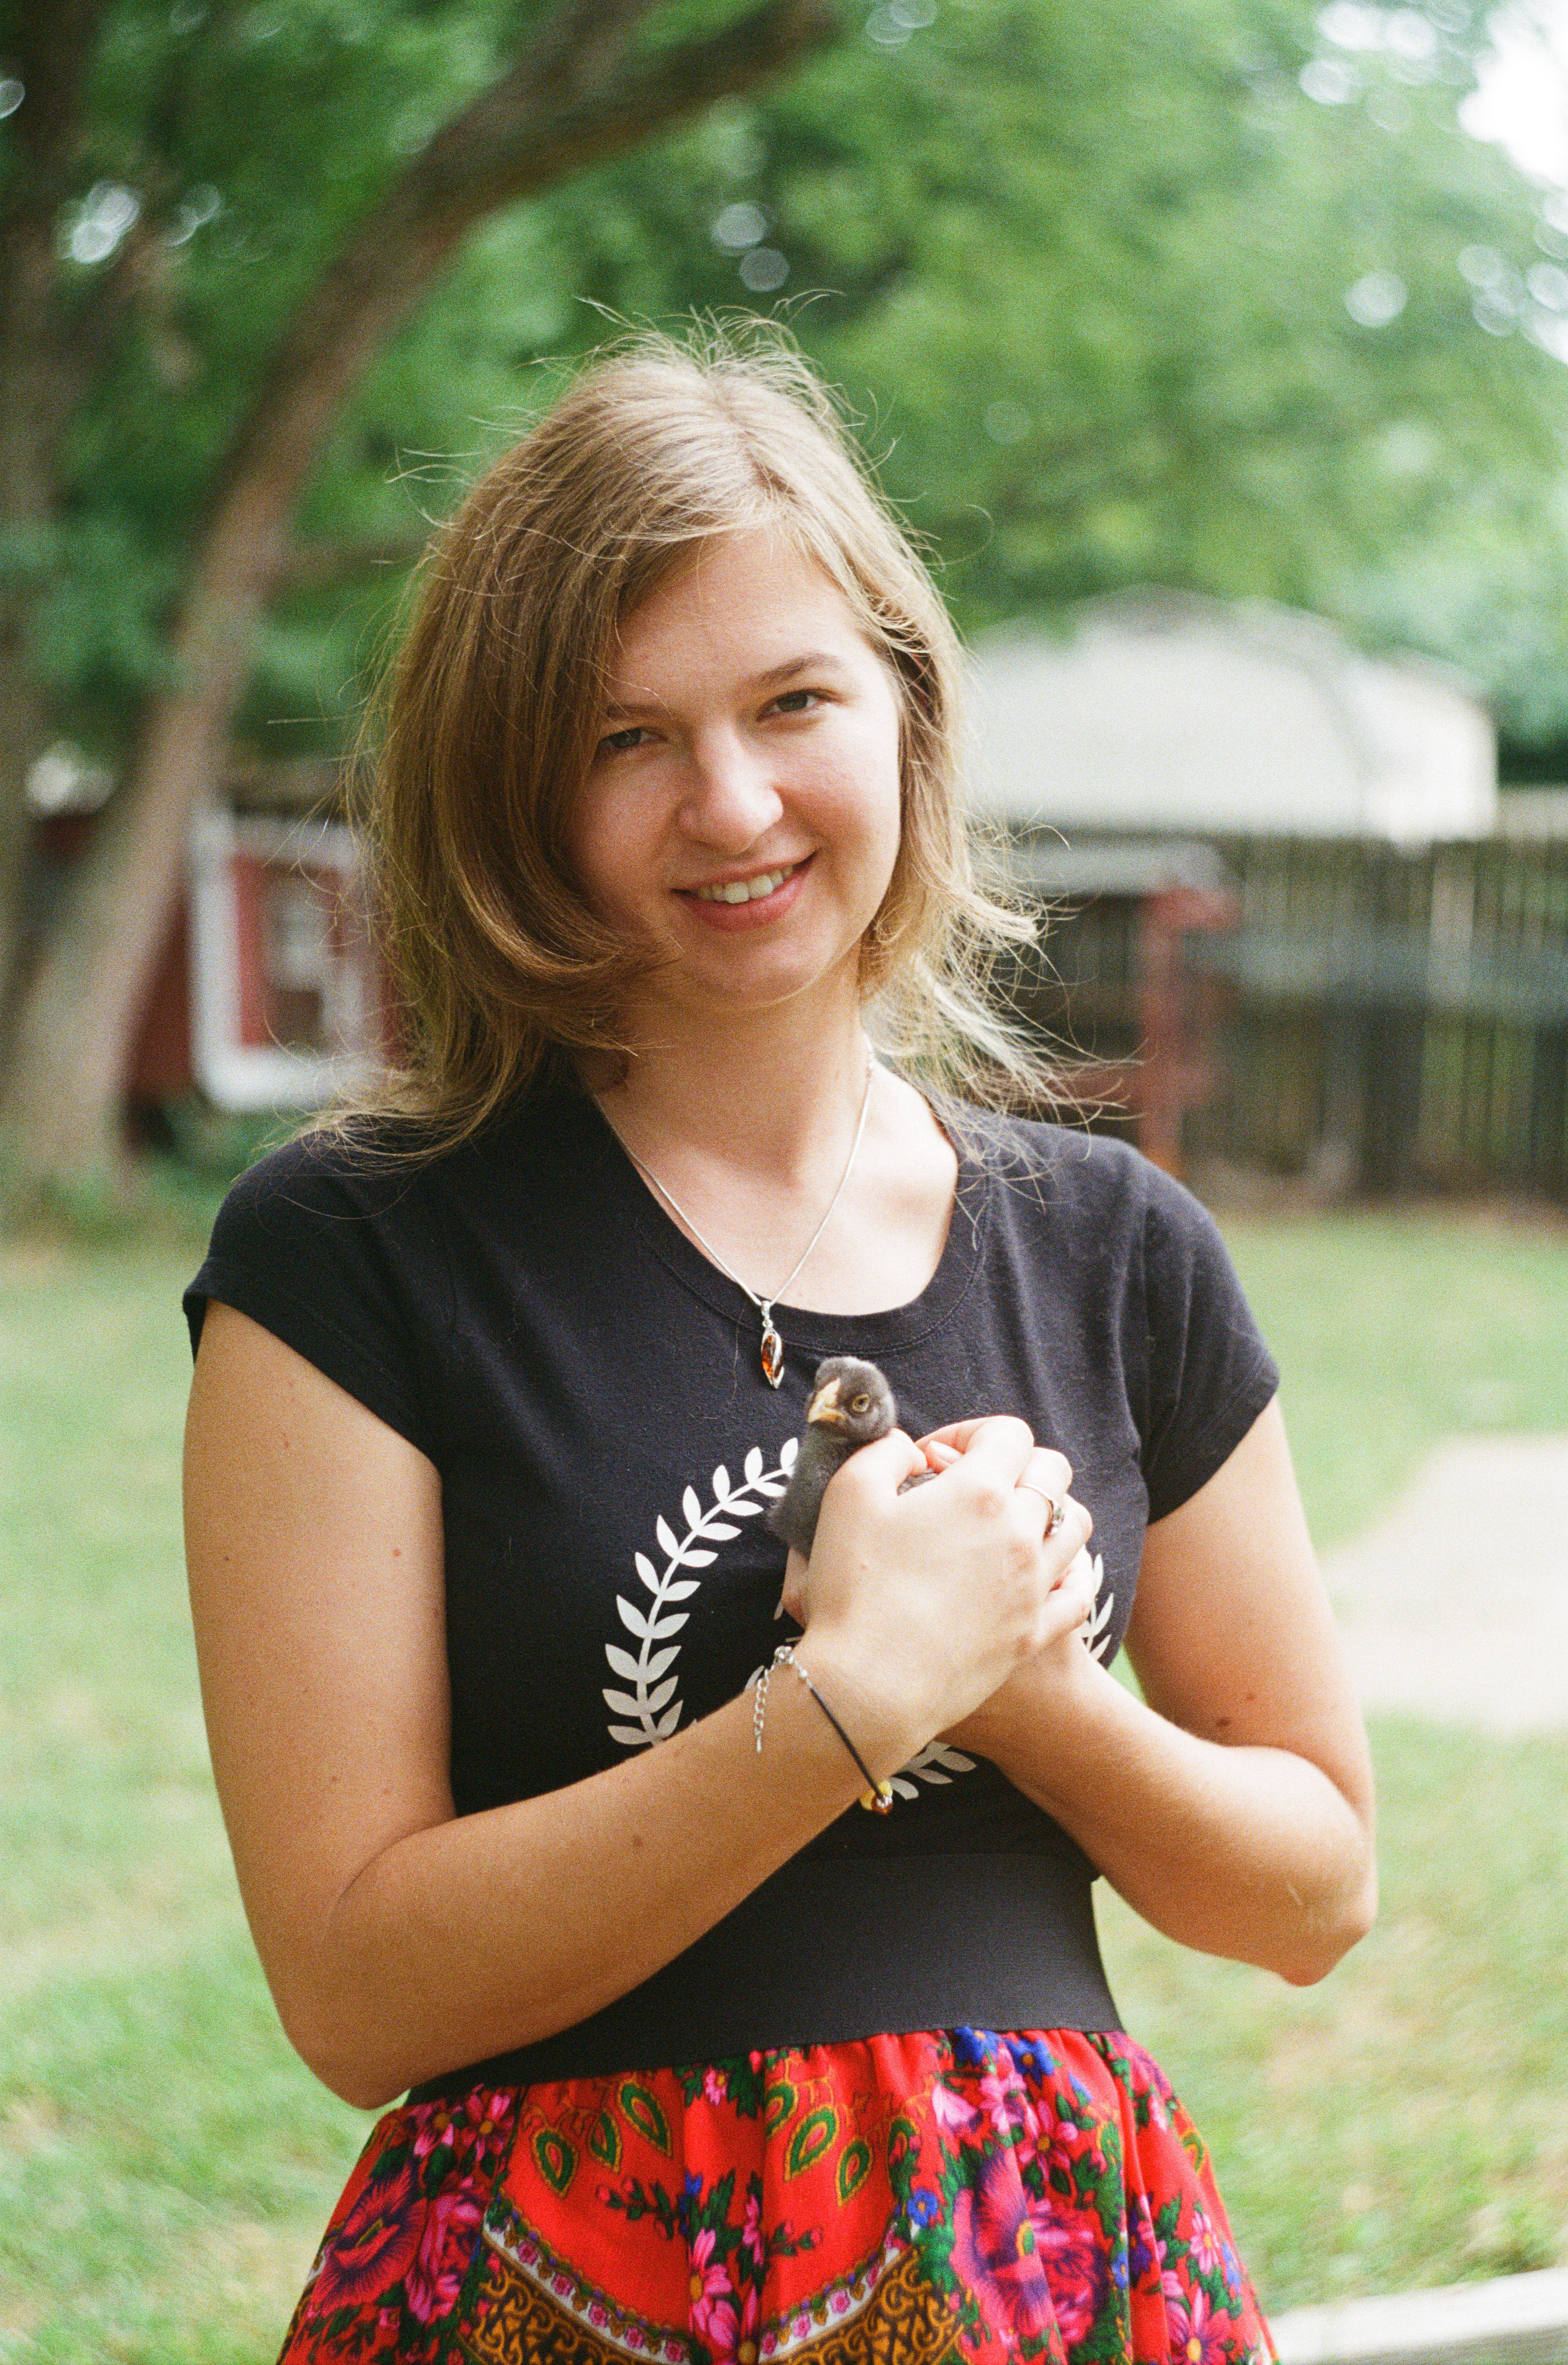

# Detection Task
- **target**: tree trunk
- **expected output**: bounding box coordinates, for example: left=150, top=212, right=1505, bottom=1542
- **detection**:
left=0, top=0, right=116, bottom=1051
left=0, top=0, right=837, bottom=1196
left=0, top=487, right=284, bottom=1177
left=0, top=595, right=49, bottom=1051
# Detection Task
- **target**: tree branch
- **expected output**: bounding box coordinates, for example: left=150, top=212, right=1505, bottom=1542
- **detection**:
left=0, top=0, right=844, bottom=1176
left=0, top=0, right=113, bottom=261
left=219, top=0, right=841, bottom=504
left=0, top=0, right=113, bottom=479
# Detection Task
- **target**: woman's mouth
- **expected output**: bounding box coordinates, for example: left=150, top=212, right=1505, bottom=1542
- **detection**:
left=676, top=855, right=813, bottom=932
left=690, top=861, right=801, bottom=905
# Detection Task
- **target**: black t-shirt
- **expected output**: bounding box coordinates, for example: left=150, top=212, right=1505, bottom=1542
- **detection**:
left=185, top=1086, right=1279, bottom=2081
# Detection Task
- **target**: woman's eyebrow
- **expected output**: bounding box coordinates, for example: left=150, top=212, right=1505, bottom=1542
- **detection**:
left=601, top=651, right=851, bottom=721
left=752, top=651, right=852, bottom=688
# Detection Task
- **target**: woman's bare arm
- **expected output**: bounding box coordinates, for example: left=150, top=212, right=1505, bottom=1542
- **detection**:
left=937, top=1399, right=1377, bottom=1985
left=185, top=1304, right=1088, bottom=2110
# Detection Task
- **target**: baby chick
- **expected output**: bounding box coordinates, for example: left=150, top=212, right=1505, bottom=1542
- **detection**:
left=768, top=1354, right=927, bottom=1558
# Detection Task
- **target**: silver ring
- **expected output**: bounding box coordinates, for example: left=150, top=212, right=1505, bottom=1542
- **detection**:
left=1016, top=1481, right=1067, bottom=1537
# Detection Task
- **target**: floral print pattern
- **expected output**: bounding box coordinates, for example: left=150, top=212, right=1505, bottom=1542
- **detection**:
left=276, top=2031, right=1275, bottom=2364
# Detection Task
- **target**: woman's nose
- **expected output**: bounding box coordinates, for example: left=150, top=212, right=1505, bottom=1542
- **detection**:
left=679, top=728, right=784, bottom=848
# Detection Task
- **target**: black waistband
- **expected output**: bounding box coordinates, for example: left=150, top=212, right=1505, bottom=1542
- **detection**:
left=407, top=1849, right=1120, bottom=2104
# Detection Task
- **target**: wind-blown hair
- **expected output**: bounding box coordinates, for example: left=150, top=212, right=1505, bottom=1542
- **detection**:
left=349, top=324, right=1059, bottom=1147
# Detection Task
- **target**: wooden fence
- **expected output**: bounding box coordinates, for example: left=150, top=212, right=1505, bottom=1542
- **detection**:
left=1009, top=832, right=1568, bottom=1202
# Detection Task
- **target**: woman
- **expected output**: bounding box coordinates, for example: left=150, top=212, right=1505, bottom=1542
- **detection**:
left=183, top=331, right=1375, bottom=2365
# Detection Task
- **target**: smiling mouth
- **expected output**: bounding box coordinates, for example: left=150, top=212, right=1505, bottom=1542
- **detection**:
left=689, top=861, right=803, bottom=906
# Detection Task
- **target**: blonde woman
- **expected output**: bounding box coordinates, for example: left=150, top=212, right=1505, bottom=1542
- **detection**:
left=184, top=333, right=1375, bottom=2365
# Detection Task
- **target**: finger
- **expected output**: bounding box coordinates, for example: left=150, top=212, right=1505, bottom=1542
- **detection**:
left=1057, top=1544, right=1097, bottom=1606
left=1063, top=1497, right=1094, bottom=1553
left=827, top=1425, right=930, bottom=1496
left=778, top=1545, right=808, bottom=1626
left=947, top=1413, right=1037, bottom=1486
left=1014, top=1446, right=1074, bottom=1503
left=1013, top=1480, right=1082, bottom=1550
left=917, top=1417, right=1001, bottom=1455
left=1041, top=1548, right=1099, bottom=1641
left=1017, top=1438, right=1078, bottom=1532
left=1041, top=1496, right=1094, bottom=1565
left=916, top=1419, right=977, bottom=1451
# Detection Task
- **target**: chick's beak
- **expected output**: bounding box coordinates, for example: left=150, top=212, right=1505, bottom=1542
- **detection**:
left=806, top=1376, right=848, bottom=1427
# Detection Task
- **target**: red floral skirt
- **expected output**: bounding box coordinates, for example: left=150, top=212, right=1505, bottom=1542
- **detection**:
left=277, top=2028, right=1274, bottom=2364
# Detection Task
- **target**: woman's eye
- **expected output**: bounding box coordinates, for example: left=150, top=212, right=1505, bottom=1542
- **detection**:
left=597, top=725, right=650, bottom=758
left=770, top=688, right=821, bottom=716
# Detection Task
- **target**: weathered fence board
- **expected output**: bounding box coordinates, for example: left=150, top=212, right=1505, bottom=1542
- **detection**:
left=1024, top=832, right=1568, bottom=1200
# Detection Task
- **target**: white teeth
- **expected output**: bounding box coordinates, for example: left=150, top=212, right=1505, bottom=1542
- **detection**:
left=694, top=864, right=795, bottom=905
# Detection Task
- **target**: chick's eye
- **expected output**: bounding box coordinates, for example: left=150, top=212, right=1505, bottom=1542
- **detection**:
left=849, top=1391, right=871, bottom=1414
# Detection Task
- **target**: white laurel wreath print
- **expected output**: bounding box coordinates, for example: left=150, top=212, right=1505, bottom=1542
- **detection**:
left=1081, top=1549, right=1114, bottom=1661
left=603, top=1451, right=1114, bottom=1805
left=602, top=1443, right=798, bottom=1749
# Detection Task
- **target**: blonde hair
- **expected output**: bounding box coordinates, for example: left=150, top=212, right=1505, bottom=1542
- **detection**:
left=350, top=323, right=1062, bottom=1146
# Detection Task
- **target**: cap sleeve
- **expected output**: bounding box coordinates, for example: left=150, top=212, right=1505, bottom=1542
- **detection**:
left=1138, top=1165, right=1279, bottom=1524
left=183, top=1132, right=441, bottom=1458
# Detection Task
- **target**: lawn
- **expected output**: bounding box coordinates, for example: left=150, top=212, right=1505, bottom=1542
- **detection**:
left=2, top=1206, right=1566, bottom=2360
left=1220, top=1204, right=1568, bottom=1549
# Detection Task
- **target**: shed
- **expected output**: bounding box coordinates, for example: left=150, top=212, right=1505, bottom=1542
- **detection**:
left=969, top=591, right=1497, bottom=845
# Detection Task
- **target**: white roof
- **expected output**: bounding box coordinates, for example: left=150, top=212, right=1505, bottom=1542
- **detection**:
left=968, top=592, right=1497, bottom=843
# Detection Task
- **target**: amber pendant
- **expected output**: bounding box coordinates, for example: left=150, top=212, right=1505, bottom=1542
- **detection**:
left=760, top=1312, right=785, bottom=1388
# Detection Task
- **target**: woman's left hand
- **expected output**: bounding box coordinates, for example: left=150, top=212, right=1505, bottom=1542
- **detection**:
left=917, top=1431, right=1100, bottom=1753
left=778, top=1429, right=1098, bottom=1743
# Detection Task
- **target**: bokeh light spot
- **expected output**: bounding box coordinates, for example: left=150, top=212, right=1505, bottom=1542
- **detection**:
left=66, top=183, right=142, bottom=267
left=1457, top=244, right=1509, bottom=289
left=1345, top=270, right=1408, bottom=327
left=865, top=6, right=914, bottom=46
left=738, top=246, right=789, bottom=293
left=712, top=201, right=769, bottom=252
left=1319, top=2, right=1383, bottom=47
left=1301, top=56, right=1359, bottom=103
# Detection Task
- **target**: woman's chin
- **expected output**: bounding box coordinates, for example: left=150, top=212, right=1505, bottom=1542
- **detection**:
left=633, top=947, right=865, bottom=1037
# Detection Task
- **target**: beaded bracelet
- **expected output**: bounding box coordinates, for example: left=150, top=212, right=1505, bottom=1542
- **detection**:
left=753, top=1642, right=895, bottom=1814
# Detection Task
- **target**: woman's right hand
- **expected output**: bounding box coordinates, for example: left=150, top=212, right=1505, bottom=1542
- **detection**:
left=789, top=1416, right=1095, bottom=1780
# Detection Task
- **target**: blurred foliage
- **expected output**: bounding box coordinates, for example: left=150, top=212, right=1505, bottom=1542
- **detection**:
left=10, top=0, right=1568, bottom=767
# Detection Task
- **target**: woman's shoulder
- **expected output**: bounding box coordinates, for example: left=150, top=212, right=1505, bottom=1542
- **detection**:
left=957, top=1106, right=1199, bottom=1235
left=208, top=1114, right=445, bottom=1233
left=955, top=1109, right=1257, bottom=1336
left=183, top=1110, right=530, bottom=1447
left=209, top=1089, right=578, bottom=1231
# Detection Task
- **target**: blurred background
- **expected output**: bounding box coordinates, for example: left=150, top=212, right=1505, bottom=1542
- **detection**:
left=2, top=2, right=1568, bottom=2356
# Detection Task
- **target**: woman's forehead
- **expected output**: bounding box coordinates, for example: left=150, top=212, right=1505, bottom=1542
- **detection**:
left=606, top=528, right=878, bottom=693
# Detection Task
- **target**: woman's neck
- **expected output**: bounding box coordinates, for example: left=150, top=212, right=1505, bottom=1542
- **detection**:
left=590, top=997, right=874, bottom=1188
left=583, top=991, right=960, bottom=1323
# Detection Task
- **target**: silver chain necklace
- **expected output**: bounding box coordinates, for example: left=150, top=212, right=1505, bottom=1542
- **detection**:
left=606, top=1055, right=877, bottom=1388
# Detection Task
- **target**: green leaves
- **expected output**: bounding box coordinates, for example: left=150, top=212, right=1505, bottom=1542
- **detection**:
left=19, top=0, right=1568, bottom=768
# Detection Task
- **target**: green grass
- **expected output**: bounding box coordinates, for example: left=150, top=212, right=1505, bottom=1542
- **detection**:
left=1221, top=1206, right=1568, bottom=1551
left=1099, top=1719, right=1568, bottom=2304
left=2, top=1209, right=1566, bottom=2356
left=0, top=1241, right=365, bottom=2364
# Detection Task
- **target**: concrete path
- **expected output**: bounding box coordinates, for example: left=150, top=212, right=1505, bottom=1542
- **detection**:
left=1322, top=1436, right=1568, bottom=1734
left=1272, top=2262, right=1568, bottom=2361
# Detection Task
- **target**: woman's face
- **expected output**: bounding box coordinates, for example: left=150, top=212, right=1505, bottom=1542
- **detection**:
left=567, top=526, right=905, bottom=1037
